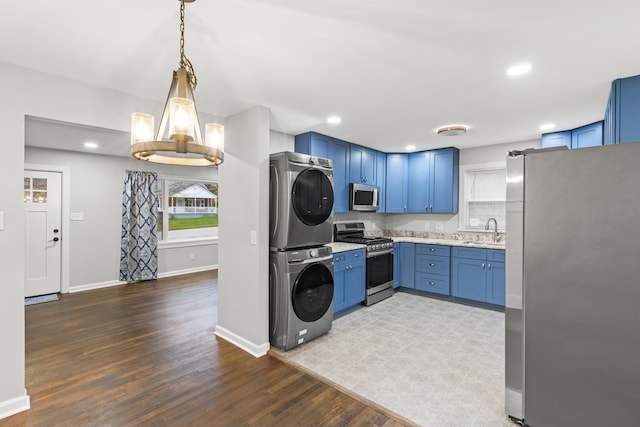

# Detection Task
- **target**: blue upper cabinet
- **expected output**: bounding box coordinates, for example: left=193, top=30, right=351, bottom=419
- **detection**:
left=349, top=144, right=376, bottom=184
left=385, top=153, right=409, bottom=213
left=294, top=132, right=350, bottom=213
left=407, top=147, right=459, bottom=214
left=604, top=75, right=640, bottom=144
left=541, top=121, right=603, bottom=149
left=541, top=131, right=571, bottom=148
left=375, top=151, right=386, bottom=213
left=571, top=122, right=603, bottom=148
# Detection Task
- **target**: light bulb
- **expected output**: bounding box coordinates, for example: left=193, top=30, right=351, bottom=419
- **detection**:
left=206, top=123, right=224, bottom=151
left=131, top=113, right=154, bottom=144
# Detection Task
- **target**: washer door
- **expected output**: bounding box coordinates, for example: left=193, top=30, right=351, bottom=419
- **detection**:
left=292, top=169, right=334, bottom=226
left=292, top=263, right=334, bottom=322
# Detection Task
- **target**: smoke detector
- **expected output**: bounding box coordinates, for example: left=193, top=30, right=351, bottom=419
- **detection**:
left=436, top=125, right=467, bottom=136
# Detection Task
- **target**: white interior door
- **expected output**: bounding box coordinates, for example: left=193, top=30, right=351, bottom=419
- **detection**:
left=24, top=170, right=62, bottom=297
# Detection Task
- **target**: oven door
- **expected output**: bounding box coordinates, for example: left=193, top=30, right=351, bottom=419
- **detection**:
left=366, top=249, right=393, bottom=291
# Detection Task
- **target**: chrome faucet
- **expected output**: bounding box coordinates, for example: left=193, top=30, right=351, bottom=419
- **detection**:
left=485, top=217, right=501, bottom=242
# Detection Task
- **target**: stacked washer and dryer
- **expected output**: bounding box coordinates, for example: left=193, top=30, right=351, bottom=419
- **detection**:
left=269, top=152, right=335, bottom=350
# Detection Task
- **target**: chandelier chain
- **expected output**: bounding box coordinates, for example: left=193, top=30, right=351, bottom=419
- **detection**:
left=179, top=0, right=197, bottom=90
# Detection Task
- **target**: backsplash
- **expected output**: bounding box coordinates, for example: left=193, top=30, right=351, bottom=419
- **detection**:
left=368, top=229, right=505, bottom=243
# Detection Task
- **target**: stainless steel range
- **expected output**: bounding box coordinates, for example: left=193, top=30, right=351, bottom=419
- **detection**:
left=334, top=222, right=394, bottom=306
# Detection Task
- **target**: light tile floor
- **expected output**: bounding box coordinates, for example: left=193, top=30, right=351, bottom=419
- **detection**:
left=283, top=292, right=517, bottom=427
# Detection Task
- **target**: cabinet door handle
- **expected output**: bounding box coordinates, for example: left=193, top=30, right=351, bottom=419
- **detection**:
left=481, top=262, right=485, bottom=269
left=488, top=263, right=492, bottom=270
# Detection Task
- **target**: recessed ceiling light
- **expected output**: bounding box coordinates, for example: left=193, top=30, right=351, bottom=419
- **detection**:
left=84, top=142, right=98, bottom=149
left=507, top=63, right=532, bottom=77
left=327, top=116, right=341, bottom=124
left=405, top=145, right=416, bottom=151
left=539, top=123, right=555, bottom=131
left=436, top=125, right=467, bottom=136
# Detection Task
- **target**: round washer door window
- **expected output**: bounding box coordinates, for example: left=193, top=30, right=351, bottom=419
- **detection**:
left=292, top=169, right=334, bottom=226
left=292, top=263, right=334, bottom=322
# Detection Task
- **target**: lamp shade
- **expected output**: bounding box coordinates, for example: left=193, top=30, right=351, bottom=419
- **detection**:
left=206, top=123, right=224, bottom=151
left=131, top=113, right=154, bottom=145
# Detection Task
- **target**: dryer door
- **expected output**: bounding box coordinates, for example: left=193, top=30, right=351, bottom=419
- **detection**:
left=292, top=169, right=334, bottom=226
left=292, top=263, right=334, bottom=322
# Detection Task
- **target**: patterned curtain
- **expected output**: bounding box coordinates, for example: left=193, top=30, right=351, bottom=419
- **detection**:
left=120, top=171, right=159, bottom=282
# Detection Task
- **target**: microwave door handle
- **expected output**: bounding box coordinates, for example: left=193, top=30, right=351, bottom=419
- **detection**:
left=374, top=188, right=379, bottom=207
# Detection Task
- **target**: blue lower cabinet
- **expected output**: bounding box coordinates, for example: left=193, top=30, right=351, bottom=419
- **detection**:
left=398, top=243, right=415, bottom=288
left=393, top=243, right=400, bottom=288
left=415, top=244, right=450, bottom=295
left=333, top=249, right=366, bottom=315
left=451, top=247, right=505, bottom=305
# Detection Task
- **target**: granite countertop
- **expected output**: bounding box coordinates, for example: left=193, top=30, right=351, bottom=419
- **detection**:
left=327, top=238, right=505, bottom=253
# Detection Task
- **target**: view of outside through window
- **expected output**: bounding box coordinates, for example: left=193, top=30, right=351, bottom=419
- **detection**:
left=157, top=179, right=219, bottom=240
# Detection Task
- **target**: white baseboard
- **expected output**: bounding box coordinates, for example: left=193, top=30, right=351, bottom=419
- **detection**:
left=68, top=265, right=218, bottom=293
left=214, top=325, right=270, bottom=358
left=157, top=265, right=217, bottom=279
left=0, top=391, right=30, bottom=421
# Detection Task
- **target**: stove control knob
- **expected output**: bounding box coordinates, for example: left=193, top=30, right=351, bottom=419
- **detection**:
left=309, top=248, right=318, bottom=258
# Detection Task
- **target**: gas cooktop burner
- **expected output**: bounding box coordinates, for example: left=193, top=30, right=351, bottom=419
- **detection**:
left=333, top=222, right=394, bottom=251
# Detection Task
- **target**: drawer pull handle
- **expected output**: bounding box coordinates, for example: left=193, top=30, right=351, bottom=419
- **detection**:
left=429, top=281, right=436, bottom=286
left=429, top=263, right=436, bottom=267
left=429, top=248, right=436, bottom=252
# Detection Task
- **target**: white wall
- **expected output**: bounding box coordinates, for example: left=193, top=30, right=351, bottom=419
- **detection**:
left=25, top=147, right=218, bottom=291
left=269, top=129, right=294, bottom=153
left=215, top=106, right=271, bottom=357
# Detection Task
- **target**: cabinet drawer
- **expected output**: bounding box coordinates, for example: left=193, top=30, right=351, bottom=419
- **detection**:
left=345, top=249, right=366, bottom=263
left=415, top=244, right=450, bottom=257
left=487, top=249, right=505, bottom=262
left=415, top=254, right=450, bottom=276
left=451, top=246, right=487, bottom=260
left=415, top=272, right=450, bottom=295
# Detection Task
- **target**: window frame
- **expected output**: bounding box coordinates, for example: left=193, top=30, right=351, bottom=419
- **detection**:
left=458, top=161, right=506, bottom=233
left=157, top=175, right=219, bottom=249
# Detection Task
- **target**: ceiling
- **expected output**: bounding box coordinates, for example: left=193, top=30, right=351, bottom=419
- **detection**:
left=7, top=0, right=640, bottom=155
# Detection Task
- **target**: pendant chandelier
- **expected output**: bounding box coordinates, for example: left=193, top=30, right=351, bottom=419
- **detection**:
left=131, top=0, right=224, bottom=166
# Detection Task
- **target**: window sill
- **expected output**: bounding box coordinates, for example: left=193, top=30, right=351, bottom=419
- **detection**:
left=158, top=236, right=219, bottom=249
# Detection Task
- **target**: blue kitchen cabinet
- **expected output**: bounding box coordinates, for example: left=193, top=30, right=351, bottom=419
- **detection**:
left=398, top=242, right=415, bottom=289
left=332, top=249, right=366, bottom=315
left=604, top=75, right=640, bottom=144
left=385, top=153, right=409, bottom=213
left=393, top=243, right=400, bottom=288
left=414, top=244, right=450, bottom=295
left=349, top=144, right=376, bottom=184
left=541, top=121, right=603, bottom=149
left=407, top=147, right=459, bottom=213
left=451, top=247, right=505, bottom=305
left=571, top=122, right=603, bottom=148
left=295, top=132, right=350, bottom=213
left=541, top=131, right=571, bottom=148
left=375, top=151, right=386, bottom=212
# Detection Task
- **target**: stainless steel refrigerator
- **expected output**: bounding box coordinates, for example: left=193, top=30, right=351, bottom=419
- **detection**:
left=505, top=143, right=640, bottom=426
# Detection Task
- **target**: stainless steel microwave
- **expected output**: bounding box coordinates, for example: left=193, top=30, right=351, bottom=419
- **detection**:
left=349, top=183, right=380, bottom=212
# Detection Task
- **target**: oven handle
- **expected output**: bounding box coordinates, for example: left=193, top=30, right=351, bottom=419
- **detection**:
left=366, top=248, right=394, bottom=258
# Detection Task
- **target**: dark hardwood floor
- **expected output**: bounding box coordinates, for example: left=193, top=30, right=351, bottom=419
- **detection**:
left=3, top=271, right=410, bottom=427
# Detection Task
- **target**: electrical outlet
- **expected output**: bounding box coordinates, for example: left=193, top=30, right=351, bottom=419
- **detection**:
left=190, top=254, right=195, bottom=261
left=435, top=223, right=444, bottom=231
left=424, top=222, right=430, bottom=231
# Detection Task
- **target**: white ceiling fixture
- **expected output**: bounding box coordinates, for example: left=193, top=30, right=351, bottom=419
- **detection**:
left=130, top=0, right=224, bottom=167
left=436, top=125, right=468, bottom=137
left=84, top=142, right=98, bottom=149
left=507, top=63, right=533, bottom=77
left=405, top=145, right=416, bottom=150
left=539, top=123, right=555, bottom=131
left=327, top=116, right=341, bottom=124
